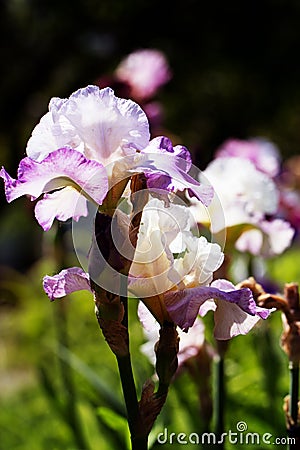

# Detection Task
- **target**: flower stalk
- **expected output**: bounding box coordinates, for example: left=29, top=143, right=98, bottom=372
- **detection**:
left=289, top=361, right=299, bottom=429
left=214, top=340, right=229, bottom=450
left=244, top=279, right=300, bottom=449
left=91, top=175, right=152, bottom=449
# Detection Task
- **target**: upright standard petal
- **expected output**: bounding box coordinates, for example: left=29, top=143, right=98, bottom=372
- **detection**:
left=26, top=109, right=78, bottom=162
left=43, top=267, right=91, bottom=300
left=1, top=147, right=108, bottom=205
left=26, top=86, right=151, bottom=166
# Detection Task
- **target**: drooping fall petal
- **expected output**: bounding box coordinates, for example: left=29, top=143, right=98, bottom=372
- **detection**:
left=43, top=267, right=91, bottom=300
left=208, top=279, right=272, bottom=339
left=0, top=147, right=108, bottom=205
left=34, top=187, right=88, bottom=231
left=164, top=279, right=271, bottom=333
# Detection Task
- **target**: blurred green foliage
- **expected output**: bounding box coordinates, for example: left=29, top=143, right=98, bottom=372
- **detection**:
left=0, top=233, right=297, bottom=449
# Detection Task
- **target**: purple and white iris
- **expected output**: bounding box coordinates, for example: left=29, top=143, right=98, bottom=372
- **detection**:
left=189, top=156, right=294, bottom=257
left=215, top=137, right=281, bottom=178
left=1, top=85, right=212, bottom=231
left=43, top=198, right=272, bottom=339
left=43, top=264, right=271, bottom=341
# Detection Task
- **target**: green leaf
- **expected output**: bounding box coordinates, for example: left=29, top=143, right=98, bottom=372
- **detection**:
left=267, top=247, right=300, bottom=285
left=53, top=344, right=126, bottom=417
left=97, top=406, right=130, bottom=450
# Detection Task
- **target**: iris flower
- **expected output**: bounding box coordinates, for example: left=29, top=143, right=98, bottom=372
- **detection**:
left=215, top=137, right=281, bottom=178
left=1, top=86, right=212, bottom=231
left=43, top=199, right=271, bottom=339
left=189, top=156, right=294, bottom=256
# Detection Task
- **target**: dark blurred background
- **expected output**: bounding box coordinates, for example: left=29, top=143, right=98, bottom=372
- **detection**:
left=1, top=0, right=300, bottom=269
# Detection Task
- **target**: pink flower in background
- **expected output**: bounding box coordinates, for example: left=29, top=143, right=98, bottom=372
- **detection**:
left=279, top=189, right=300, bottom=231
left=215, top=137, right=281, bottom=178
left=115, top=49, right=172, bottom=100
left=235, top=219, right=295, bottom=257
left=276, top=155, right=300, bottom=233
left=189, top=156, right=279, bottom=231
left=189, top=156, right=294, bottom=256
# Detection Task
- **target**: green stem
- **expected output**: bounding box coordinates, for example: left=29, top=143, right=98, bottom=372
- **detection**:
left=214, top=356, right=225, bottom=450
left=117, top=293, right=148, bottom=450
left=289, top=362, right=299, bottom=425
left=288, top=362, right=299, bottom=450
left=116, top=353, right=148, bottom=450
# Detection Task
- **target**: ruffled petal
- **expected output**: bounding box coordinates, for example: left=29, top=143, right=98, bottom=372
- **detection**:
left=56, top=86, right=150, bottom=164
left=26, top=109, right=79, bottom=162
left=210, top=279, right=271, bottom=319
left=213, top=300, right=261, bottom=340
left=141, top=136, right=214, bottom=206
left=43, top=267, right=91, bottom=300
left=164, top=285, right=255, bottom=331
left=198, top=299, right=216, bottom=316
left=35, top=187, right=88, bottom=231
left=26, top=86, right=150, bottom=167
left=1, top=147, right=108, bottom=205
